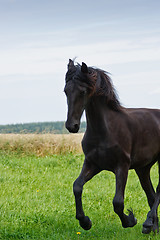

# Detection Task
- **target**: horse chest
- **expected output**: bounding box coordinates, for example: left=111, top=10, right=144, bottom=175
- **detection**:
left=82, top=141, right=128, bottom=171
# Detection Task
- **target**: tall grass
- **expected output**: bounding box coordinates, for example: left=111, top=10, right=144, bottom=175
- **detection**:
left=0, top=134, right=83, bottom=156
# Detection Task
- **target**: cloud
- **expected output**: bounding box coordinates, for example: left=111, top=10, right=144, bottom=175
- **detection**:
left=149, top=88, right=160, bottom=95
left=0, top=36, right=160, bottom=77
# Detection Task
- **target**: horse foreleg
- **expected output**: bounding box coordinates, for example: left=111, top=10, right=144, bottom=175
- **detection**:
left=136, top=167, right=155, bottom=209
left=113, top=165, right=137, bottom=228
left=73, top=159, right=100, bottom=230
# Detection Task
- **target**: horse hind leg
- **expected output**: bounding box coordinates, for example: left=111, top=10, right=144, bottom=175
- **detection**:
left=142, top=158, right=160, bottom=234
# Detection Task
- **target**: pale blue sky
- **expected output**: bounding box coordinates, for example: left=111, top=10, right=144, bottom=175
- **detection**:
left=0, top=0, right=160, bottom=124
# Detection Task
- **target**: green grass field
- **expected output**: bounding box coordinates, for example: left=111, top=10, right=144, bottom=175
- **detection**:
left=0, top=150, right=159, bottom=239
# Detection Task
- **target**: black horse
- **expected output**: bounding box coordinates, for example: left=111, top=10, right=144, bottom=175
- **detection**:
left=64, top=59, right=160, bottom=234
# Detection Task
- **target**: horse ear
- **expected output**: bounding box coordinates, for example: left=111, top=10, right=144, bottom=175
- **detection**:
left=81, top=62, right=88, bottom=74
left=68, top=59, right=74, bottom=70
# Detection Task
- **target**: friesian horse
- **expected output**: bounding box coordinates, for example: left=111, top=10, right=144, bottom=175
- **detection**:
left=64, top=59, right=160, bottom=234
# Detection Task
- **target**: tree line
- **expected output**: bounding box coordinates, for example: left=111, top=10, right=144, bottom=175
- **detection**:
left=0, top=121, right=86, bottom=134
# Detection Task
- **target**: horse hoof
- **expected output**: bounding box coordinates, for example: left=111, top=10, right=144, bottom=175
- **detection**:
left=123, top=209, right=137, bottom=228
left=142, top=226, right=152, bottom=234
left=79, top=216, right=92, bottom=230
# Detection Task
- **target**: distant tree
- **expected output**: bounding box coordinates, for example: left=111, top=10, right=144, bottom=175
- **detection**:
left=0, top=121, right=86, bottom=134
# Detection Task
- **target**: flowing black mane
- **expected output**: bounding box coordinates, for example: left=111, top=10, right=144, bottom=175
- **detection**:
left=66, top=62, right=122, bottom=112
left=90, top=68, right=121, bottom=111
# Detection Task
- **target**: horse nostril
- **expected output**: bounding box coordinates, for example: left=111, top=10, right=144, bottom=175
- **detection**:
left=74, top=124, right=79, bottom=130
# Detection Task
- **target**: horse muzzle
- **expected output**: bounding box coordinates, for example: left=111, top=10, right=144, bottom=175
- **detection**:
left=65, top=121, right=80, bottom=133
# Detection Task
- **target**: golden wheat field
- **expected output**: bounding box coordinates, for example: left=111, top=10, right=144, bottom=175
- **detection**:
left=0, top=133, right=83, bottom=156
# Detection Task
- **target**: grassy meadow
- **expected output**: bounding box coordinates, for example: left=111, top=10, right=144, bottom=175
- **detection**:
left=0, top=134, right=159, bottom=239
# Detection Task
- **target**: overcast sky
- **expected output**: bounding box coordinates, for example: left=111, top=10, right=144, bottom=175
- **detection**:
left=0, top=0, right=160, bottom=124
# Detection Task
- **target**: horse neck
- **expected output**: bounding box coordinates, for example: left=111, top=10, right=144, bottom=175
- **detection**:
left=85, top=96, right=112, bottom=135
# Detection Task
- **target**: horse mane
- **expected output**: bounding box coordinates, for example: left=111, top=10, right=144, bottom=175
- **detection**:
left=88, top=68, right=122, bottom=112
